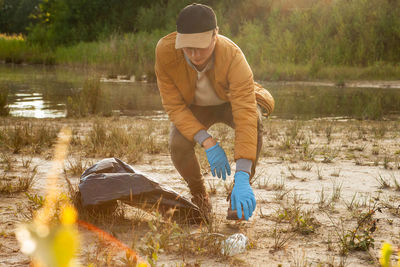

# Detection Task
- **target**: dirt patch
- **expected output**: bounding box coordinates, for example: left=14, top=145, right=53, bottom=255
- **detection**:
left=1, top=116, right=399, bottom=266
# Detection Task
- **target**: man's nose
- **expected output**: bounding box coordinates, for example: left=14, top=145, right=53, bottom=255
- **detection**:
left=191, top=49, right=200, bottom=58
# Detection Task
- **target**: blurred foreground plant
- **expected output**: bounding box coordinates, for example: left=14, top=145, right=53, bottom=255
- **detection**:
left=15, top=128, right=81, bottom=266
left=15, top=127, right=148, bottom=266
left=379, top=242, right=400, bottom=267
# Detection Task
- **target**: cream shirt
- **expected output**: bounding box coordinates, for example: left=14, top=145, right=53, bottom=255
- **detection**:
left=184, top=54, right=227, bottom=106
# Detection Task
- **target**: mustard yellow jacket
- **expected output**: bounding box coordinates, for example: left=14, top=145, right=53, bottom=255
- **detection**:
left=155, top=32, right=274, bottom=162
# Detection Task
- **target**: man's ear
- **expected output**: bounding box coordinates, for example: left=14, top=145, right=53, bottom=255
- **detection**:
left=214, top=27, right=219, bottom=41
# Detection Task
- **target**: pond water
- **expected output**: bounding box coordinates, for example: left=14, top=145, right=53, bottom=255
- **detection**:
left=1, top=64, right=400, bottom=120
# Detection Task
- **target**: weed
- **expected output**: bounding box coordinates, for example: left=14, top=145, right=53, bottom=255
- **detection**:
left=279, top=135, right=293, bottom=151
left=80, top=119, right=169, bottom=163
left=331, top=179, right=343, bottom=202
left=316, top=165, right=324, bottom=180
left=375, top=174, right=391, bottom=189
left=327, top=202, right=380, bottom=256
left=0, top=170, right=36, bottom=194
left=383, top=155, right=390, bottom=169
left=373, top=124, right=387, bottom=139
left=0, top=152, right=14, bottom=171
left=223, top=180, right=234, bottom=196
left=330, top=168, right=341, bottom=177
left=321, top=147, right=339, bottom=163
left=27, top=191, right=44, bottom=205
left=21, top=155, right=33, bottom=169
left=380, top=196, right=400, bottom=216
left=343, top=193, right=360, bottom=211
left=301, top=162, right=312, bottom=171
left=271, top=177, right=286, bottom=191
left=139, top=214, right=165, bottom=266
left=391, top=174, right=400, bottom=191
left=87, top=120, right=107, bottom=151
left=287, top=121, right=302, bottom=141
left=372, top=146, right=380, bottom=155
left=274, top=188, right=292, bottom=202
left=207, top=179, right=217, bottom=196
left=301, top=141, right=316, bottom=161
left=325, top=123, right=334, bottom=143
left=274, top=193, right=319, bottom=235
left=287, top=169, right=299, bottom=180
left=290, top=249, right=309, bottom=267
left=17, top=171, right=37, bottom=191
left=130, top=206, right=148, bottom=225
left=0, top=123, right=59, bottom=153
left=349, top=144, right=367, bottom=152
left=138, top=212, right=223, bottom=265
left=271, top=221, right=295, bottom=251
left=318, top=187, right=328, bottom=209
left=0, top=87, right=9, bottom=116
left=256, top=175, right=271, bottom=190
left=66, top=78, right=112, bottom=117
left=64, top=156, right=92, bottom=176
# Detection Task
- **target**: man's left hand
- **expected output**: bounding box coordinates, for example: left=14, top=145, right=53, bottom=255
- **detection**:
left=231, top=171, right=256, bottom=220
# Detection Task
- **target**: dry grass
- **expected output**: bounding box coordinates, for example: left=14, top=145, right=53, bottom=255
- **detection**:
left=0, top=121, right=59, bottom=153
left=2, top=117, right=400, bottom=266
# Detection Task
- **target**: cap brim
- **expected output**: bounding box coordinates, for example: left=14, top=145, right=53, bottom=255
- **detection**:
left=175, top=30, right=214, bottom=49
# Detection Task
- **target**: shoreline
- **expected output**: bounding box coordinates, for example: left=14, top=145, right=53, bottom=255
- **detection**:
left=262, top=80, right=400, bottom=89
left=2, top=62, right=400, bottom=87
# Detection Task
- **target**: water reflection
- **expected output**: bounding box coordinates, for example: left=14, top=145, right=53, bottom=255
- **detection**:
left=8, top=92, right=66, bottom=118
left=265, top=84, right=400, bottom=120
left=1, top=64, right=400, bottom=120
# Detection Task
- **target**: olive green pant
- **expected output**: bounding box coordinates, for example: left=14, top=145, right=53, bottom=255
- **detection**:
left=169, top=103, right=263, bottom=198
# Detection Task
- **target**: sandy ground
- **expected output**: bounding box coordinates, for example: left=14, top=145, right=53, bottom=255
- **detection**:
left=0, top=116, right=399, bottom=266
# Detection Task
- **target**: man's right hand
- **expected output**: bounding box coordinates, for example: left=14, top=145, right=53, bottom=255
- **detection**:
left=205, top=142, right=231, bottom=180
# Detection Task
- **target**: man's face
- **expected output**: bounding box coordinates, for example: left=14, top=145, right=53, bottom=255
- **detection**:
left=182, top=32, right=217, bottom=69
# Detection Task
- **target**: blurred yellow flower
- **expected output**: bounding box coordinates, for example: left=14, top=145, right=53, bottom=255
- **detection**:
left=61, top=205, right=77, bottom=226
left=380, top=242, right=393, bottom=267
left=52, top=226, right=79, bottom=267
left=0, top=33, right=24, bottom=41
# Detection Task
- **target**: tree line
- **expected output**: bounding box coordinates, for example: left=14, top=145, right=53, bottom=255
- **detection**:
left=1, top=0, right=399, bottom=70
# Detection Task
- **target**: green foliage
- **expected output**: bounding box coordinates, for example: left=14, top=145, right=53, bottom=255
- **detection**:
left=229, top=0, right=400, bottom=66
left=274, top=194, right=320, bottom=235
left=26, top=193, right=45, bottom=209
left=331, top=203, right=380, bottom=255
left=56, top=30, right=166, bottom=79
left=234, top=20, right=269, bottom=80
left=0, top=35, right=55, bottom=64
left=0, top=0, right=40, bottom=34
left=2, top=0, right=400, bottom=80
left=27, top=0, right=151, bottom=47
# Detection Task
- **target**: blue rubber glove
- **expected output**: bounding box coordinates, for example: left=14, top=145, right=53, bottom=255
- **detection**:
left=231, top=171, right=256, bottom=220
left=205, top=142, right=231, bottom=180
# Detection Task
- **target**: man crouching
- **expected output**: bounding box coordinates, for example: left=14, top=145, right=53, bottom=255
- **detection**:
left=155, top=3, right=274, bottom=221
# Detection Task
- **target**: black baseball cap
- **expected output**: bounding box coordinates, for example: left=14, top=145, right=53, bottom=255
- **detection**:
left=175, top=3, right=217, bottom=49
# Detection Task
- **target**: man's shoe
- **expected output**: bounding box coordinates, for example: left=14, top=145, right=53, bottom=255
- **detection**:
left=191, top=194, right=212, bottom=222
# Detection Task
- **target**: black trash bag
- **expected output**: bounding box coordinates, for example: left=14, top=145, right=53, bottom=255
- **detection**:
left=79, top=158, right=204, bottom=224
